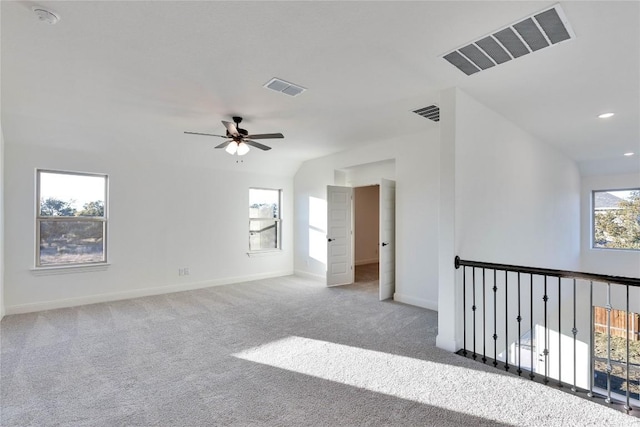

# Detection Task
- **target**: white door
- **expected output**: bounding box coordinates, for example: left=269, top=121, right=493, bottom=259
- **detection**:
left=326, top=185, right=353, bottom=287
left=379, top=178, right=396, bottom=300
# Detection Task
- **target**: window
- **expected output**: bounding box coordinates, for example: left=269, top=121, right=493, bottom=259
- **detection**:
left=592, top=188, right=640, bottom=250
left=249, top=188, right=281, bottom=252
left=36, top=170, right=108, bottom=267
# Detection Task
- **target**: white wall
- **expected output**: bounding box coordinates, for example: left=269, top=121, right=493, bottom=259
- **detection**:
left=354, top=185, right=379, bottom=265
left=437, top=88, right=582, bottom=351
left=580, top=172, right=640, bottom=278
left=454, top=90, right=581, bottom=270
left=293, top=129, right=441, bottom=309
left=0, top=123, right=5, bottom=319
left=3, top=142, right=294, bottom=314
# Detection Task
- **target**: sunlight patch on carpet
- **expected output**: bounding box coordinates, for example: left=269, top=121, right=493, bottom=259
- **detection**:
left=233, top=336, right=610, bottom=425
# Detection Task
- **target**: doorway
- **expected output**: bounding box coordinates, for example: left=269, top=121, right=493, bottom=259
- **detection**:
left=326, top=179, right=395, bottom=300
left=354, top=185, right=380, bottom=286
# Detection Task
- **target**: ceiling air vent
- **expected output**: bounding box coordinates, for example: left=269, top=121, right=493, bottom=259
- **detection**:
left=442, top=4, right=574, bottom=76
left=264, top=78, right=306, bottom=97
left=413, top=105, right=440, bottom=122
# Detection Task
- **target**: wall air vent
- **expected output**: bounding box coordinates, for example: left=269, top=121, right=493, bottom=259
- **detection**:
left=264, top=78, right=306, bottom=97
left=442, top=4, right=574, bottom=76
left=413, top=105, right=440, bottom=122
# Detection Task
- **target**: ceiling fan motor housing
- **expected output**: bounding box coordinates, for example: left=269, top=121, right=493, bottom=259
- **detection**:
left=227, top=128, right=248, bottom=138
left=228, top=116, right=248, bottom=138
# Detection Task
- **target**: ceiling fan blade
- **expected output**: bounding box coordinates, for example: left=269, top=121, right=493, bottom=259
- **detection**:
left=222, top=121, right=240, bottom=137
left=246, top=133, right=284, bottom=140
left=184, top=131, right=227, bottom=138
left=245, top=140, right=272, bottom=151
left=214, top=140, right=233, bottom=149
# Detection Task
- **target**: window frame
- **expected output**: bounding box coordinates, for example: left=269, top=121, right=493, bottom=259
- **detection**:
left=591, top=187, right=640, bottom=252
left=248, top=187, right=282, bottom=253
left=35, top=169, right=109, bottom=268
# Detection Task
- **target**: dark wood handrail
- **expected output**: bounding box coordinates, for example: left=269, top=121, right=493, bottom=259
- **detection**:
left=455, top=256, right=640, bottom=287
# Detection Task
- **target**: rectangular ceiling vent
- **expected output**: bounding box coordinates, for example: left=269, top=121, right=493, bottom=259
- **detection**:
left=442, top=4, right=574, bottom=76
left=413, top=105, right=440, bottom=122
left=264, top=78, right=306, bottom=97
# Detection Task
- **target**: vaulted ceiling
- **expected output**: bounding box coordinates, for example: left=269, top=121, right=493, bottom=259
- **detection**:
left=2, top=1, right=638, bottom=175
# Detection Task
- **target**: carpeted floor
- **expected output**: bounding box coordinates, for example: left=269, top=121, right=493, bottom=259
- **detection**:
left=1, top=268, right=638, bottom=426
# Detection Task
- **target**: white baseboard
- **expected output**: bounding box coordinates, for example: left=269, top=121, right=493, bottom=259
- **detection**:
left=393, top=292, right=438, bottom=311
left=436, top=335, right=461, bottom=353
left=293, top=270, right=325, bottom=282
left=5, top=270, right=294, bottom=315
left=355, top=258, right=379, bottom=266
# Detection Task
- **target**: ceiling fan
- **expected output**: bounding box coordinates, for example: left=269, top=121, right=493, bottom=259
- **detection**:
left=184, top=116, right=284, bottom=156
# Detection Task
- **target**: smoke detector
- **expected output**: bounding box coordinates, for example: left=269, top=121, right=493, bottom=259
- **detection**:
left=33, top=7, right=60, bottom=25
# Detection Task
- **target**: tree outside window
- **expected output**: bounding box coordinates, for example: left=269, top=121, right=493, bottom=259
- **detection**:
left=36, top=170, right=108, bottom=266
left=592, top=189, right=640, bottom=250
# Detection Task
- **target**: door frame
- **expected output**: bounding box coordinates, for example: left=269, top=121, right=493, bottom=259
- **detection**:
left=342, top=179, right=397, bottom=301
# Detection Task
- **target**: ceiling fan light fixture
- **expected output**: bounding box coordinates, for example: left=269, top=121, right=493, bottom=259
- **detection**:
left=237, top=142, right=250, bottom=156
left=225, top=142, right=238, bottom=155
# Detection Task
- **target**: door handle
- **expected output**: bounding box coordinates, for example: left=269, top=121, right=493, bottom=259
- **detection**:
left=328, top=238, right=334, bottom=242
left=381, top=242, right=388, bottom=247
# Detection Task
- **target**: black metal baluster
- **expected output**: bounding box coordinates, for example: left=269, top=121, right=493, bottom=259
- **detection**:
left=606, top=283, right=612, bottom=404
left=517, top=272, right=522, bottom=376
left=472, top=267, right=477, bottom=360
left=558, top=276, right=562, bottom=387
left=454, top=257, right=640, bottom=412
left=543, top=275, right=549, bottom=384
left=571, top=278, right=577, bottom=393
left=588, top=281, right=594, bottom=398
left=625, top=284, right=631, bottom=413
left=504, top=270, right=509, bottom=371
left=493, top=269, right=498, bottom=367
left=529, top=274, right=535, bottom=380
left=463, top=266, right=467, bottom=356
left=482, top=268, right=487, bottom=363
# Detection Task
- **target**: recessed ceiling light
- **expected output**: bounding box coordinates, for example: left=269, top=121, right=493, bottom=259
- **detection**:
left=598, top=112, right=615, bottom=119
left=623, top=152, right=635, bottom=156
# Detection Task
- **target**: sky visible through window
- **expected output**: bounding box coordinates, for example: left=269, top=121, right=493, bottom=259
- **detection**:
left=608, top=190, right=634, bottom=200
left=40, top=172, right=105, bottom=211
left=250, top=188, right=279, bottom=206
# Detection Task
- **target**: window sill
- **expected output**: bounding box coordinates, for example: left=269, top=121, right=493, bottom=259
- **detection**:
left=31, top=263, right=111, bottom=276
left=590, top=247, right=640, bottom=253
left=246, top=250, right=282, bottom=258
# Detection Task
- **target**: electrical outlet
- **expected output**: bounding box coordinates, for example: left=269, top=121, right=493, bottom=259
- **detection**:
left=183, top=267, right=190, bottom=276
left=178, top=268, right=183, bottom=276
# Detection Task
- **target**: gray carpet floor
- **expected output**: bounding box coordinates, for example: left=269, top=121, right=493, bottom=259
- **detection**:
left=1, top=267, right=638, bottom=426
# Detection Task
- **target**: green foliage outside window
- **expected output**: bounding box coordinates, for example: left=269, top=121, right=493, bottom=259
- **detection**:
left=593, top=190, right=640, bottom=250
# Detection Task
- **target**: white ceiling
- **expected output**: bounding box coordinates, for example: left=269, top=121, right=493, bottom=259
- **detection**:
left=2, top=1, right=638, bottom=176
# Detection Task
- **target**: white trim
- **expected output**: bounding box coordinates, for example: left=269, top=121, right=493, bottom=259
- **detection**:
left=436, top=335, right=461, bottom=353
left=31, top=263, right=110, bottom=276
left=294, top=269, right=325, bottom=282
left=393, top=292, right=438, bottom=311
left=246, top=250, right=283, bottom=257
left=6, top=270, right=293, bottom=315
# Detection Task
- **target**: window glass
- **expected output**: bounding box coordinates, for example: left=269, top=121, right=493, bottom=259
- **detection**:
left=249, top=188, right=281, bottom=251
left=592, top=189, right=640, bottom=250
left=37, top=170, right=108, bottom=266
